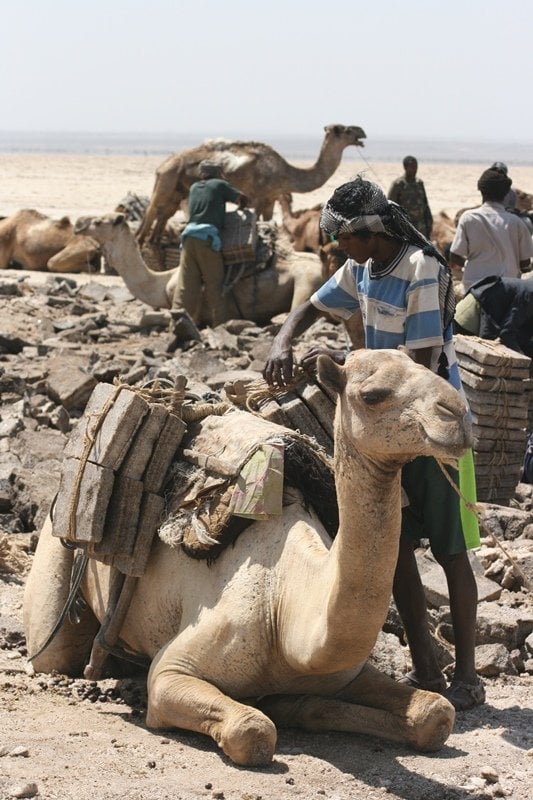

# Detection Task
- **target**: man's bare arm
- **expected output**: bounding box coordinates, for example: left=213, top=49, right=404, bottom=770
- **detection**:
left=263, top=300, right=320, bottom=387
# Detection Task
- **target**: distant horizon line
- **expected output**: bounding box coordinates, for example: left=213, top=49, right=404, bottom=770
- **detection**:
left=0, top=129, right=530, bottom=145
left=1, top=131, right=531, bottom=167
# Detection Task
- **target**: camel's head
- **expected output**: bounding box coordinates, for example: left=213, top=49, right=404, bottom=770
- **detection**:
left=318, top=348, right=472, bottom=465
left=319, top=241, right=346, bottom=280
left=74, top=213, right=128, bottom=241
left=324, top=124, right=366, bottom=148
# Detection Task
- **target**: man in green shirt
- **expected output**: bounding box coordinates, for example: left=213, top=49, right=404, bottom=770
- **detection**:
left=168, top=160, right=248, bottom=350
left=388, top=156, right=433, bottom=238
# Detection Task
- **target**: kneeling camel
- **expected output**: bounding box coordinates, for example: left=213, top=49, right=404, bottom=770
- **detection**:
left=23, top=349, right=471, bottom=766
left=74, top=212, right=324, bottom=324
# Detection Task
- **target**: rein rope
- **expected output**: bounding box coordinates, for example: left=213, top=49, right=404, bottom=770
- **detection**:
left=436, top=459, right=531, bottom=591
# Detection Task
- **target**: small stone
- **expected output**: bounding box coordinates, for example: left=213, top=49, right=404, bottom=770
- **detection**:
left=147, top=760, right=156, bottom=768
left=9, top=746, right=29, bottom=757
left=465, top=776, right=486, bottom=790
left=480, top=765, right=499, bottom=783
left=8, top=783, right=39, bottom=799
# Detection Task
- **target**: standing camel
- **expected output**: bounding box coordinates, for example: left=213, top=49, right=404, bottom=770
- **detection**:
left=136, top=124, right=366, bottom=244
left=24, top=349, right=471, bottom=766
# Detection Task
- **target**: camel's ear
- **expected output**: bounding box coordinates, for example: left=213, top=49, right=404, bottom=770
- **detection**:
left=73, top=217, right=89, bottom=234
left=396, top=345, right=415, bottom=362
left=317, top=354, right=346, bottom=395
left=113, top=213, right=125, bottom=226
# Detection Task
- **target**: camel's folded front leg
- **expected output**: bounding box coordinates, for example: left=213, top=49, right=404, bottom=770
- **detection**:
left=23, top=517, right=99, bottom=676
left=258, top=663, right=454, bottom=753
left=147, top=661, right=277, bottom=766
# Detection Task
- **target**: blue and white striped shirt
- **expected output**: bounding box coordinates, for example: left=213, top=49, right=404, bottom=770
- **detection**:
left=311, top=244, right=463, bottom=393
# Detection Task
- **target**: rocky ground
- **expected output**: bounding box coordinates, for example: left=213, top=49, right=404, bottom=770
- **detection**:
left=0, top=267, right=532, bottom=800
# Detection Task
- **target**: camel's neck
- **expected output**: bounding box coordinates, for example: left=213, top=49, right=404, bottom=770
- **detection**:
left=281, top=142, right=349, bottom=193
left=319, top=427, right=404, bottom=667
left=100, top=229, right=175, bottom=309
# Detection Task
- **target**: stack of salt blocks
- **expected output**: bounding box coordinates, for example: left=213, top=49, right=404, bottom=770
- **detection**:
left=52, top=383, right=185, bottom=576
left=454, top=334, right=531, bottom=505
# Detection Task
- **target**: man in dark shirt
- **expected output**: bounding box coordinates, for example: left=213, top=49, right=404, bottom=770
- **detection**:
left=168, top=160, right=247, bottom=349
left=388, top=156, right=433, bottom=238
left=454, top=275, right=533, bottom=358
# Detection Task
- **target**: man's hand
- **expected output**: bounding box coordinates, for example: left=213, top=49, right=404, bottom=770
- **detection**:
left=263, top=300, right=321, bottom=387
left=299, top=347, right=346, bottom=373
left=263, top=335, right=296, bottom=387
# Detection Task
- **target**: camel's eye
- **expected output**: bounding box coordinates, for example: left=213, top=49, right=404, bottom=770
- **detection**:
left=361, top=388, right=392, bottom=405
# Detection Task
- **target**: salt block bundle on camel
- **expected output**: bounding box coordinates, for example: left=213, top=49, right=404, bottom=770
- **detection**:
left=74, top=211, right=324, bottom=325
left=135, top=124, right=366, bottom=245
left=24, top=348, right=472, bottom=766
left=0, top=209, right=100, bottom=272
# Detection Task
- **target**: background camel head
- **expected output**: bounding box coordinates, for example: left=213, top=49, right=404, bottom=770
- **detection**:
left=74, top=213, right=127, bottom=240
left=319, top=241, right=346, bottom=280
left=324, top=124, right=366, bottom=148
left=318, top=349, right=471, bottom=464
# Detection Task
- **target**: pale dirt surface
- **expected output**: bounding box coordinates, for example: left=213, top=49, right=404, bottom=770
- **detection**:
left=1, top=599, right=532, bottom=800
left=1, top=153, right=533, bottom=800
left=1, top=573, right=532, bottom=800
left=1, top=152, right=533, bottom=221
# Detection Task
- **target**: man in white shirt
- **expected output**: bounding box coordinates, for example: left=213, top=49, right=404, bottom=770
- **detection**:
left=450, top=168, right=533, bottom=294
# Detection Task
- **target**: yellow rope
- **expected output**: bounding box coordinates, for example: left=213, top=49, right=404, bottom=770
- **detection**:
left=436, top=459, right=531, bottom=591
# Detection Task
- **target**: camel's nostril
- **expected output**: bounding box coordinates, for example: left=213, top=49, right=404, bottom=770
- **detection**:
left=436, top=401, right=468, bottom=420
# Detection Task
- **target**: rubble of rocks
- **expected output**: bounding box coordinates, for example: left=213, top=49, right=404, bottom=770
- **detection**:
left=0, top=269, right=531, bottom=685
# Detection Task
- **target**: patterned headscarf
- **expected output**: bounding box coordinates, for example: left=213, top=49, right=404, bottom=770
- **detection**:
left=320, top=176, right=456, bottom=333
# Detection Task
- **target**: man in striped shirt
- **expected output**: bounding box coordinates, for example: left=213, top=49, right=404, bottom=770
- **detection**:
left=264, top=177, right=485, bottom=711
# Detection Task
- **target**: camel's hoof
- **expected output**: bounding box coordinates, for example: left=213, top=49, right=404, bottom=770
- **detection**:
left=218, top=712, right=277, bottom=766
left=407, top=693, right=455, bottom=752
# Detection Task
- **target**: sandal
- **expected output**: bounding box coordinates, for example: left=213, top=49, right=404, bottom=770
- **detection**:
left=443, top=678, right=486, bottom=711
left=397, top=671, right=447, bottom=693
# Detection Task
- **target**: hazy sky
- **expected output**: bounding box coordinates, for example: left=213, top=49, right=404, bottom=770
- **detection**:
left=1, top=0, right=530, bottom=142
